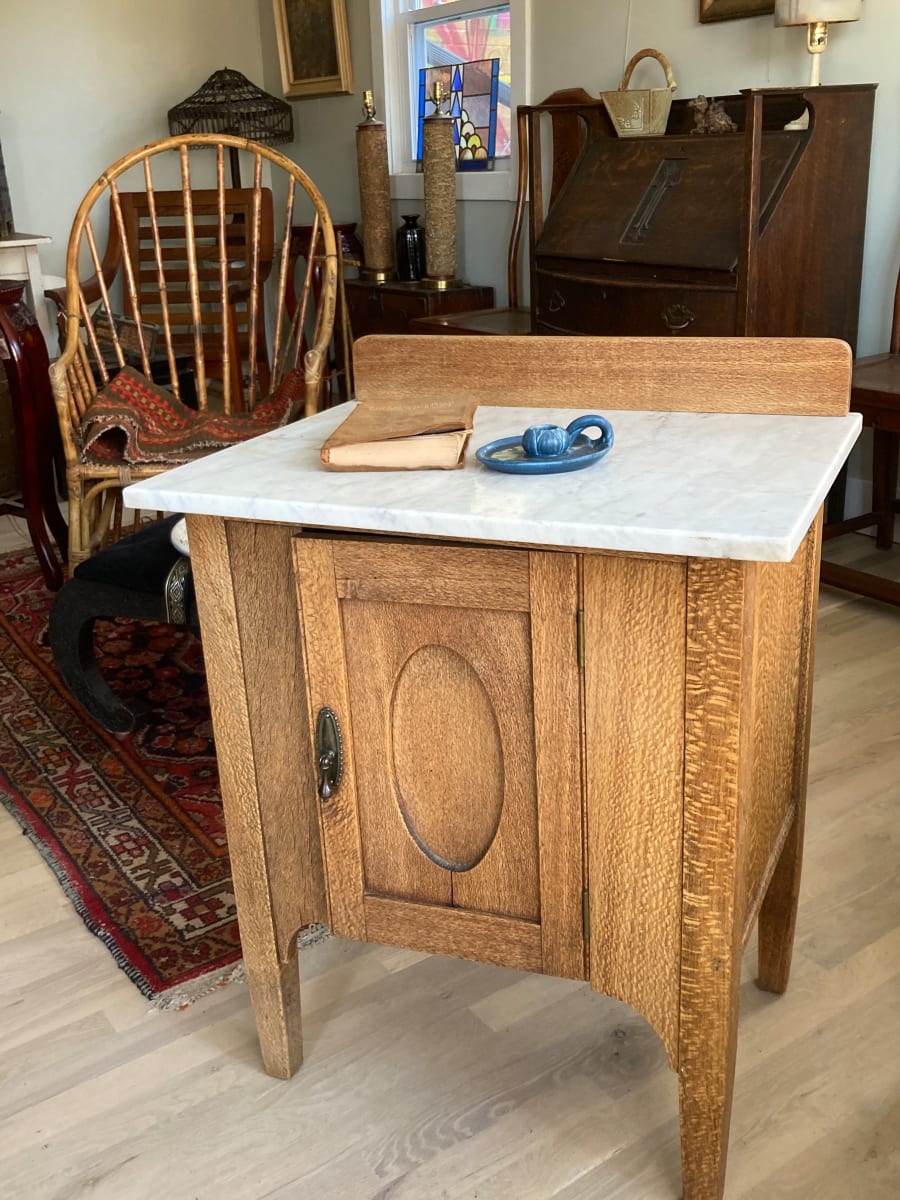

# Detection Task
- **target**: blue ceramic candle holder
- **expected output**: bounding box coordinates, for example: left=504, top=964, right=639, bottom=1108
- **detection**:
left=476, top=414, right=614, bottom=474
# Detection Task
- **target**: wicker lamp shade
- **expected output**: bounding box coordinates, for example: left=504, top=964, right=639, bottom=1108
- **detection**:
left=168, top=69, right=294, bottom=185
left=168, top=68, right=293, bottom=144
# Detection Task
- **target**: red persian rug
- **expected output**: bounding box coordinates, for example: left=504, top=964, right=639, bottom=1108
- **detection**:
left=0, top=546, right=243, bottom=1006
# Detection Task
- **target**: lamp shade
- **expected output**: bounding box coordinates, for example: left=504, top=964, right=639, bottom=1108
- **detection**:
left=774, top=0, right=862, bottom=25
left=168, top=68, right=293, bottom=146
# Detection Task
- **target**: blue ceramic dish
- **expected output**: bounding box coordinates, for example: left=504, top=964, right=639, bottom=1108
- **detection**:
left=476, top=413, right=614, bottom=475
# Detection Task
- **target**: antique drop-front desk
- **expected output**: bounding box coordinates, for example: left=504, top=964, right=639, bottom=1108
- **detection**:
left=125, top=335, right=860, bottom=1200
left=527, top=84, right=875, bottom=345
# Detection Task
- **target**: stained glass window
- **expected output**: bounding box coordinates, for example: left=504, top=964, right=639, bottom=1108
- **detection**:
left=373, top=0, right=521, bottom=189
left=416, top=58, right=500, bottom=171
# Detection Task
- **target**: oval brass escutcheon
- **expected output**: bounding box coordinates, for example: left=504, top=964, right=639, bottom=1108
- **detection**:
left=390, top=644, right=504, bottom=871
left=315, top=707, right=343, bottom=801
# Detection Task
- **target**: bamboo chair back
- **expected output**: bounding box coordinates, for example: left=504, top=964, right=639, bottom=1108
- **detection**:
left=49, top=134, right=338, bottom=567
left=117, top=186, right=276, bottom=409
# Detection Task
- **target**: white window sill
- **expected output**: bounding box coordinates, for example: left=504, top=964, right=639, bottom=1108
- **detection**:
left=390, top=168, right=516, bottom=203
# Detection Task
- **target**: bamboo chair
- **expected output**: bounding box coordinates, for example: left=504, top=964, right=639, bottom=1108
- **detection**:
left=46, top=186, right=278, bottom=411
left=49, top=134, right=338, bottom=568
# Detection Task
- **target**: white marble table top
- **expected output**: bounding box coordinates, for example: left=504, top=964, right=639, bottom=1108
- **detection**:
left=123, top=403, right=861, bottom=562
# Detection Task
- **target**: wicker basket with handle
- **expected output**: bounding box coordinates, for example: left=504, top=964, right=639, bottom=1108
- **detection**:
left=601, top=48, right=677, bottom=138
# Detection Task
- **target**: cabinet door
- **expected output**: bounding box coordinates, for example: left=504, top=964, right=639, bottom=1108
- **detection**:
left=293, top=537, right=585, bottom=980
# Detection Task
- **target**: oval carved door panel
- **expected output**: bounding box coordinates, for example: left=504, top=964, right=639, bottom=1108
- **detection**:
left=391, top=644, right=504, bottom=871
left=340, top=598, right=540, bottom=919
left=295, top=537, right=584, bottom=971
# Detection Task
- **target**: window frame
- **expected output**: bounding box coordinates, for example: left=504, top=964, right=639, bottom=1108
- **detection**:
left=368, top=0, right=530, bottom=203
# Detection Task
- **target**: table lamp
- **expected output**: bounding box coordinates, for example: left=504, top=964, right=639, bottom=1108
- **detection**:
left=774, top=0, right=862, bottom=87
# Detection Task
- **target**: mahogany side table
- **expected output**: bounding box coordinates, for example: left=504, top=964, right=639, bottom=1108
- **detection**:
left=344, top=279, right=494, bottom=339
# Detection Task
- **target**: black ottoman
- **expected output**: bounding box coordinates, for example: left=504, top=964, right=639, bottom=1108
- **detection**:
left=49, top=514, right=198, bottom=733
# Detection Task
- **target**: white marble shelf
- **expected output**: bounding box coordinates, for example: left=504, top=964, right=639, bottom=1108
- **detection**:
left=123, top=403, right=861, bottom=562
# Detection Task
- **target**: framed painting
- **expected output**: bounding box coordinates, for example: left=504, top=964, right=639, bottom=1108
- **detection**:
left=700, top=0, right=775, bottom=21
left=273, top=0, right=353, bottom=98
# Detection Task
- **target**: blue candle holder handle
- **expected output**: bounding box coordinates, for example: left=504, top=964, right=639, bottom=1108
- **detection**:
left=522, top=414, right=614, bottom=459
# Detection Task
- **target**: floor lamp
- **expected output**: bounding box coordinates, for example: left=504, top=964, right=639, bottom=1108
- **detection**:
left=167, top=68, right=294, bottom=188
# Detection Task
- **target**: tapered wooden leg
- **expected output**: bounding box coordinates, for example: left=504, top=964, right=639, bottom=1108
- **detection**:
left=678, top=960, right=742, bottom=1200
left=244, top=950, right=304, bottom=1079
left=758, top=512, right=820, bottom=994
left=757, top=806, right=804, bottom=993
left=187, top=515, right=328, bottom=1078
left=679, top=557, right=756, bottom=1200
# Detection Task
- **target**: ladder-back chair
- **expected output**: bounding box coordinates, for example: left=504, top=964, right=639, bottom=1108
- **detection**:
left=821, top=258, right=900, bottom=605
left=49, top=134, right=338, bottom=567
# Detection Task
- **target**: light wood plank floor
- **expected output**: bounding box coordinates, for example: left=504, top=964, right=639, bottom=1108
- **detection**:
left=1, top=517, right=898, bottom=1200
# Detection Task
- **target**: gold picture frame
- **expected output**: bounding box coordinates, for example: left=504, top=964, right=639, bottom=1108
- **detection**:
left=273, top=0, right=353, bottom=99
left=700, top=0, right=775, bottom=21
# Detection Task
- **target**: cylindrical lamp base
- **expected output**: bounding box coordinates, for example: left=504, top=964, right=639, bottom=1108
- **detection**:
left=422, top=116, right=457, bottom=283
left=357, top=268, right=393, bottom=284
left=416, top=277, right=467, bottom=290
left=356, top=121, right=394, bottom=278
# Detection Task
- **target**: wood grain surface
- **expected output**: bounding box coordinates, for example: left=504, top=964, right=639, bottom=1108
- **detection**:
left=353, top=335, right=852, bottom=416
left=363, top=896, right=543, bottom=973
left=188, top=515, right=326, bottom=1078
left=583, top=553, right=687, bottom=1066
left=1, top=513, right=897, bottom=1199
left=332, top=539, right=531, bottom=611
left=529, top=551, right=585, bottom=980
left=738, top=530, right=810, bottom=934
left=679, top=557, right=757, bottom=1200
left=292, top=535, right=367, bottom=942
left=342, top=599, right=540, bottom=921
left=757, top=514, right=823, bottom=992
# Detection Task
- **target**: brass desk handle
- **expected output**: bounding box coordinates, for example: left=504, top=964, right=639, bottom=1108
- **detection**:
left=661, top=303, right=695, bottom=332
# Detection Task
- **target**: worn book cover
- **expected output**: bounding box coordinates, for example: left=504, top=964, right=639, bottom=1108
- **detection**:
left=320, top=396, right=478, bottom=471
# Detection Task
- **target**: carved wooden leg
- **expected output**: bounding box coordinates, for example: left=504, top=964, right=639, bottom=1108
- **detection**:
left=188, top=515, right=327, bottom=1079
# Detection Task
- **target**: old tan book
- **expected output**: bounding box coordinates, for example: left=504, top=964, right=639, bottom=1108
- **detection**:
left=320, top=396, right=477, bottom=471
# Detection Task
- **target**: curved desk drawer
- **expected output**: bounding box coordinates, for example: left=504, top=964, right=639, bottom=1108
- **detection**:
left=534, top=271, right=737, bottom=337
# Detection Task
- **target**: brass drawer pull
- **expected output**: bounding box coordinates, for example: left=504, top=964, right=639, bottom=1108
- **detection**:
left=548, top=289, right=567, bottom=313
left=661, top=303, right=695, bottom=332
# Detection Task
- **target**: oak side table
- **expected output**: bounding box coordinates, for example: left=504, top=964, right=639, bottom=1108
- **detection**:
left=125, top=334, right=860, bottom=1200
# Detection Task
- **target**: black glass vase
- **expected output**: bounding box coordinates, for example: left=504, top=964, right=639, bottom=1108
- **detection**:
left=395, top=213, right=427, bottom=282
